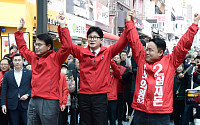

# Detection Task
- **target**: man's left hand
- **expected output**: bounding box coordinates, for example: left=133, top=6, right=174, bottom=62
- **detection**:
left=19, top=94, right=28, bottom=101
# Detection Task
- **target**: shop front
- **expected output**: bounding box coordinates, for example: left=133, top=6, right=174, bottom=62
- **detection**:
left=0, top=0, right=35, bottom=59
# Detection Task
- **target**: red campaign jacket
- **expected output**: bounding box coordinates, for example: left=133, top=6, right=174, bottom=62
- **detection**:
left=0, top=71, right=4, bottom=96
left=107, top=60, right=120, bottom=100
left=61, top=27, right=128, bottom=94
left=126, top=20, right=199, bottom=114
left=59, top=73, right=69, bottom=107
left=14, top=27, right=72, bottom=100
left=117, top=65, right=126, bottom=93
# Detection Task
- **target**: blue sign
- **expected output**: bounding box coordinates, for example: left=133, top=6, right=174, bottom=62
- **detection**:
left=1, top=27, right=6, bottom=32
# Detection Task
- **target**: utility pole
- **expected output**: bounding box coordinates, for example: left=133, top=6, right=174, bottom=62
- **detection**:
left=36, top=0, right=47, bottom=34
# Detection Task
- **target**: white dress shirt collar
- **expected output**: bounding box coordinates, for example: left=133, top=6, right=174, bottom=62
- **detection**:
left=90, top=47, right=101, bottom=57
left=14, top=68, right=23, bottom=87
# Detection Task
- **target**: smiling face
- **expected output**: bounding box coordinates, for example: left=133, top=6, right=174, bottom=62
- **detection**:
left=196, top=57, right=200, bottom=65
left=113, top=55, right=121, bottom=65
left=145, top=42, right=163, bottom=63
left=0, top=59, right=10, bottom=72
left=176, top=63, right=184, bottom=73
left=120, top=52, right=127, bottom=61
left=87, top=31, right=103, bottom=51
left=34, top=38, right=51, bottom=55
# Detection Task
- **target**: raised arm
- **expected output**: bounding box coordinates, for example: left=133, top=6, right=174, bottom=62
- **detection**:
left=110, top=60, right=120, bottom=78
left=172, top=13, right=200, bottom=68
left=15, top=18, right=34, bottom=63
left=60, top=73, right=69, bottom=108
left=124, top=10, right=146, bottom=65
left=109, top=11, right=135, bottom=58
left=55, top=11, right=72, bottom=65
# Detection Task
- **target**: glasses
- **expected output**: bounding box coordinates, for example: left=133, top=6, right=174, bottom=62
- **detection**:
left=88, top=37, right=101, bottom=41
left=34, top=43, right=45, bottom=47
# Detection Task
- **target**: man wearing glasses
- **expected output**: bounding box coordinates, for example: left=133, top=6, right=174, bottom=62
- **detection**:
left=58, top=12, right=133, bottom=125
left=14, top=11, right=71, bottom=125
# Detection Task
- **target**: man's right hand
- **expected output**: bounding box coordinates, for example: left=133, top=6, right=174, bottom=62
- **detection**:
left=2, top=105, right=7, bottom=114
left=57, top=11, right=66, bottom=28
left=17, top=18, right=25, bottom=31
left=194, top=13, right=200, bottom=24
left=60, top=105, right=66, bottom=112
left=126, top=9, right=136, bottom=22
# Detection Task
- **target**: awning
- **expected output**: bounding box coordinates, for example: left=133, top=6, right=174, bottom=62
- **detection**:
left=103, top=32, right=119, bottom=41
left=48, top=31, right=58, bottom=40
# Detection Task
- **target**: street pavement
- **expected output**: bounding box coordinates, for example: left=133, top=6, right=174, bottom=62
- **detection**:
left=68, top=115, right=200, bottom=125
left=120, top=119, right=200, bottom=125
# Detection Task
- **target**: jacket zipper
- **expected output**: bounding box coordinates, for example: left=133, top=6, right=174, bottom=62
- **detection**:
left=49, top=80, right=51, bottom=93
left=37, top=58, right=40, bottom=65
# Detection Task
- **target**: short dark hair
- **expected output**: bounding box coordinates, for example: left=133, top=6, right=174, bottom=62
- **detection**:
left=10, top=45, right=18, bottom=51
left=3, top=54, right=12, bottom=61
left=1, top=58, right=11, bottom=65
left=120, top=51, right=127, bottom=55
left=37, top=33, right=53, bottom=50
left=12, top=53, right=23, bottom=60
left=140, top=40, right=146, bottom=47
left=87, top=27, right=103, bottom=38
left=149, top=38, right=166, bottom=52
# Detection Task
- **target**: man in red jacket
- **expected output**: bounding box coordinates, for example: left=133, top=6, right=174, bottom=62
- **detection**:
left=126, top=10, right=200, bottom=125
left=58, top=73, right=69, bottom=125
left=14, top=11, right=71, bottom=125
left=58, top=12, right=131, bottom=125
left=114, top=54, right=126, bottom=125
left=107, top=60, right=120, bottom=125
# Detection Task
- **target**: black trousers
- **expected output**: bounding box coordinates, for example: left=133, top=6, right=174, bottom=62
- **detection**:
left=70, top=95, right=79, bottom=125
left=8, top=101, right=27, bottom=125
left=108, top=100, right=117, bottom=125
left=0, top=110, right=8, bottom=125
left=79, top=93, right=108, bottom=125
left=58, top=107, right=68, bottom=125
left=117, top=93, right=124, bottom=124
left=173, top=100, right=185, bottom=125
left=134, top=110, right=170, bottom=125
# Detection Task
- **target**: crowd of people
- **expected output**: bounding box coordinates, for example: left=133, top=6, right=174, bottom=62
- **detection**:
left=0, top=10, right=200, bottom=125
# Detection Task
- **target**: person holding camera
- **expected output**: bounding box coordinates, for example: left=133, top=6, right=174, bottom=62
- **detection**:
left=173, top=63, right=192, bottom=125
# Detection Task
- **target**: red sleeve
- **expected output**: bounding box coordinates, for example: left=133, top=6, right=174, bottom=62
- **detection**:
left=60, top=73, right=69, bottom=106
left=109, top=24, right=128, bottom=59
left=119, top=66, right=126, bottom=82
left=171, top=23, right=199, bottom=68
left=70, top=43, right=82, bottom=59
left=194, top=72, right=198, bottom=75
left=56, top=27, right=72, bottom=65
left=126, top=20, right=146, bottom=65
left=110, top=60, right=120, bottom=78
left=58, top=26, right=82, bottom=59
left=0, top=73, right=3, bottom=95
left=14, top=31, right=35, bottom=63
